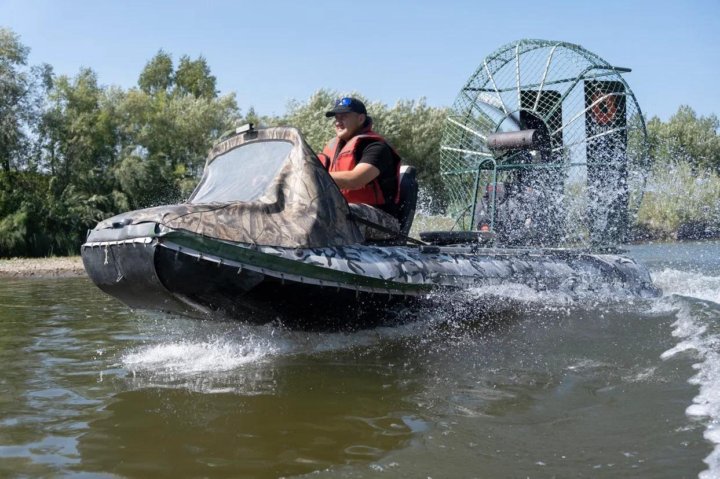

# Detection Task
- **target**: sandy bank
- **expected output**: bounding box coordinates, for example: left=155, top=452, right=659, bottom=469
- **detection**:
left=0, top=256, right=86, bottom=279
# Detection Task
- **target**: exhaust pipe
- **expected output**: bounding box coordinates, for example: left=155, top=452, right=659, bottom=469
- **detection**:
left=487, top=129, right=542, bottom=150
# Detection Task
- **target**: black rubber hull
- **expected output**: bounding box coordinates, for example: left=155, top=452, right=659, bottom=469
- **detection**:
left=81, top=241, right=414, bottom=329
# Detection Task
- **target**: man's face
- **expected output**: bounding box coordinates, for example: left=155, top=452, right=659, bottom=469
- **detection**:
left=334, top=112, right=366, bottom=141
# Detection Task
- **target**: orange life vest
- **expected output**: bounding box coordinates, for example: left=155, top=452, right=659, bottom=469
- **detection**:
left=320, top=129, right=401, bottom=206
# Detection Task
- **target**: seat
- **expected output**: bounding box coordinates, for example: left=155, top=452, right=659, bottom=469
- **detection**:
left=348, top=203, right=400, bottom=241
left=347, top=166, right=418, bottom=242
left=397, top=165, right=418, bottom=236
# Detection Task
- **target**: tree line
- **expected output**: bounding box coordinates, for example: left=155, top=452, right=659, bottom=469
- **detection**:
left=0, top=28, right=448, bottom=257
left=1, top=27, right=718, bottom=257
left=1, top=28, right=240, bottom=257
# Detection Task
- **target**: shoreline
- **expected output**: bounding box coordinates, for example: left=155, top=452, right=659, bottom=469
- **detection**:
left=0, top=256, right=86, bottom=279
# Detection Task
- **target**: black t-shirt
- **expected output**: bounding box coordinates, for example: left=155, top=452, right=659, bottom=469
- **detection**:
left=357, top=141, right=398, bottom=215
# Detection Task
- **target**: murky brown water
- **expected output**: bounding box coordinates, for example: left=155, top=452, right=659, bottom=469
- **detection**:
left=1, top=242, right=719, bottom=478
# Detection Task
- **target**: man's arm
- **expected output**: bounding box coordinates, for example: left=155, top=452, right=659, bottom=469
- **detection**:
left=330, top=163, right=380, bottom=190
left=329, top=142, right=392, bottom=190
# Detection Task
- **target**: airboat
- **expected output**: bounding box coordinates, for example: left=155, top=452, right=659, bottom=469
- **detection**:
left=82, top=40, right=660, bottom=329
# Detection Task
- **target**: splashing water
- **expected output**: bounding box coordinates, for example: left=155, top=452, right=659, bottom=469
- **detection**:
left=123, top=336, right=276, bottom=374
left=655, top=267, right=720, bottom=479
left=653, top=268, right=720, bottom=305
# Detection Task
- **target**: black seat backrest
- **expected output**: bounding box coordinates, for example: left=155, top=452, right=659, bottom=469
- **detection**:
left=397, top=165, right=418, bottom=236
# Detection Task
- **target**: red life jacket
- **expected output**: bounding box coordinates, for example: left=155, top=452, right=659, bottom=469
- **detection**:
left=320, top=129, right=401, bottom=206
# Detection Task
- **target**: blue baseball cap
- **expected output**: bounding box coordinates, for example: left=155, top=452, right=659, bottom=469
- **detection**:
left=325, top=97, right=367, bottom=117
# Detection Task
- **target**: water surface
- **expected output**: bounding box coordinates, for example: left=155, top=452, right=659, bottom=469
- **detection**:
left=1, top=241, right=719, bottom=478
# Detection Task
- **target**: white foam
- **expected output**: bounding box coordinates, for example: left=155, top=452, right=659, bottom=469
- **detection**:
left=445, top=282, right=575, bottom=309
left=660, top=294, right=720, bottom=478
left=453, top=279, right=649, bottom=316
left=623, top=366, right=658, bottom=383
left=119, top=319, right=432, bottom=386
left=660, top=341, right=701, bottom=360
left=122, top=336, right=277, bottom=374
left=652, top=268, right=720, bottom=305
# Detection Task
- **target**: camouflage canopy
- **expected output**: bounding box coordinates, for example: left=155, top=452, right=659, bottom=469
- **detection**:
left=95, top=127, right=400, bottom=248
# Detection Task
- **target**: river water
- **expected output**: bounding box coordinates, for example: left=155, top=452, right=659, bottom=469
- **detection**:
left=1, top=241, right=719, bottom=478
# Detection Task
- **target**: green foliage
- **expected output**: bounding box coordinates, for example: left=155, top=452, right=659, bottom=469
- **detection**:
left=0, top=208, right=29, bottom=256
left=0, top=28, right=240, bottom=257
left=636, top=160, right=720, bottom=238
left=41, top=68, right=119, bottom=191
left=0, top=27, right=28, bottom=64
left=372, top=99, right=449, bottom=209
left=126, top=53, right=237, bottom=207
left=0, top=170, right=32, bottom=256
left=636, top=106, right=720, bottom=238
left=175, top=55, right=217, bottom=99
left=138, top=51, right=218, bottom=99
left=0, top=27, right=48, bottom=172
left=0, top=169, right=112, bottom=257
left=242, top=106, right=261, bottom=127
left=113, top=154, right=174, bottom=209
left=272, top=89, right=337, bottom=150
left=138, top=50, right=173, bottom=95
left=114, top=87, right=238, bottom=207
left=44, top=180, right=110, bottom=253
left=0, top=171, right=65, bottom=256
left=646, top=106, right=720, bottom=172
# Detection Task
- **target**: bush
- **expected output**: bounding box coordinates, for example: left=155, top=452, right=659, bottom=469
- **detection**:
left=635, top=160, right=720, bottom=239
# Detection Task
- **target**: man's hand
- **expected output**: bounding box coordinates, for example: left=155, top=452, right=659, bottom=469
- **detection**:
left=330, top=163, right=380, bottom=190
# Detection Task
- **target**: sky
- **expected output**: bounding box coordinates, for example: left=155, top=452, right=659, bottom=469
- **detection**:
left=2, top=0, right=718, bottom=121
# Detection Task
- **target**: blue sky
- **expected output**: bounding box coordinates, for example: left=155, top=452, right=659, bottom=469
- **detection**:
left=2, top=0, right=718, bottom=120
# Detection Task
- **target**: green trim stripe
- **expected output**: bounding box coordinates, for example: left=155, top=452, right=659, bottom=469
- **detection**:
left=163, top=231, right=432, bottom=294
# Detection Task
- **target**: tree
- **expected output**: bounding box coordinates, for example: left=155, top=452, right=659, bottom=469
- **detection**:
left=274, top=89, right=337, bottom=150
left=0, top=27, right=50, bottom=172
left=636, top=106, right=720, bottom=238
left=646, top=106, right=720, bottom=172
left=114, top=88, right=238, bottom=207
left=114, top=52, right=238, bottom=209
left=19, top=67, right=121, bottom=255
left=41, top=68, right=119, bottom=193
left=0, top=29, right=62, bottom=256
left=138, top=50, right=173, bottom=95
left=0, top=44, right=240, bottom=257
left=243, top=106, right=261, bottom=127
left=370, top=98, right=449, bottom=208
left=174, top=55, right=217, bottom=99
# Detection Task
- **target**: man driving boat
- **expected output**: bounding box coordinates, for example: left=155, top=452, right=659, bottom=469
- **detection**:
left=319, top=97, right=402, bottom=217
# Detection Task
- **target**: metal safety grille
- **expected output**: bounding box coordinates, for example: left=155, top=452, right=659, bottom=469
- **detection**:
left=440, top=39, right=648, bottom=247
